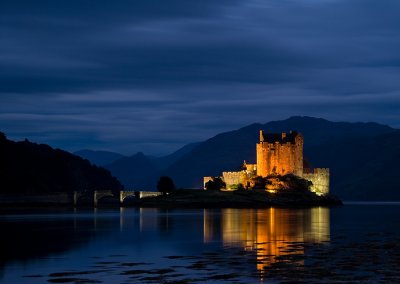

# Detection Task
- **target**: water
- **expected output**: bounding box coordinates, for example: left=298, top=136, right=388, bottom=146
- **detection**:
left=1, top=204, right=400, bottom=283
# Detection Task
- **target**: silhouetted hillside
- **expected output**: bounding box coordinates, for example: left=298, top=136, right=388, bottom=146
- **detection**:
left=162, top=124, right=260, bottom=188
left=310, top=132, right=400, bottom=200
left=74, top=149, right=125, bottom=166
left=160, top=117, right=394, bottom=187
left=0, top=132, right=123, bottom=194
left=162, top=116, right=398, bottom=193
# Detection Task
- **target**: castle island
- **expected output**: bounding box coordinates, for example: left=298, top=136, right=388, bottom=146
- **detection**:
left=138, top=130, right=340, bottom=208
left=204, top=130, right=330, bottom=195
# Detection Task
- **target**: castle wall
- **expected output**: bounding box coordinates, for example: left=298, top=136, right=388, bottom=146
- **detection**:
left=222, top=171, right=248, bottom=190
left=302, top=168, right=330, bottom=196
left=257, top=132, right=303, bottom=177
left=244, top=163, right=257, bottom=173
left=203, top=130, right=330, bottom=196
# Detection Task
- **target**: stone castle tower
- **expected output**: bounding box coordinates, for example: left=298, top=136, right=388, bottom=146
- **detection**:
left=256, top=130, right=303, bottom=177
left=204, top=130, right=329, bottom=195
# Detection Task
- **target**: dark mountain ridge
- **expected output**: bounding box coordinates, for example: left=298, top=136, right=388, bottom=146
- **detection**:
left=162, top=116, right=398, bottom=192
left=103, top=142, right=201, bottom=189
left=74, top=149, right=125, bottom=166
left=104, top=152, right=159, bottom=189
left=0, top=132, right=123, bottom=194
left=310, top=131, right=400, bottom=200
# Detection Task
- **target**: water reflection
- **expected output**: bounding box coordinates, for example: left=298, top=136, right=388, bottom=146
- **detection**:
left=0, top=209, right=110, bottom=269
left=204, top=207, right=330, bottom=273
left=5, top=206, right=400, bottom=283
left=0, top=207, right=330, bottom=283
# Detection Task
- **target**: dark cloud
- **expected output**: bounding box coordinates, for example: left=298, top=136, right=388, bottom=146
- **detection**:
left=1, top=0, right=400, bottom=155
left=0, top=0, right=237, bottom=24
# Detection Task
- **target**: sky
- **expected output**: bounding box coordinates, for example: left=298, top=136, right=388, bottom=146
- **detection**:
left=1, top=0, right=400, bottom=156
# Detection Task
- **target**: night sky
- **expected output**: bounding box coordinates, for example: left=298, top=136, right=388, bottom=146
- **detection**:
left=1, top=0, right=400, bottom=156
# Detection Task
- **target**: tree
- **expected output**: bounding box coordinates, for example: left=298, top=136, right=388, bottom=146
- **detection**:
left=205, top=177, right=226, bottom=190
left=157, top=176, right=176, bottom=195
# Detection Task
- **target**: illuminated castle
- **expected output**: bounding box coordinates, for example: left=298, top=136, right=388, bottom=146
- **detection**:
left=204, top=130, right=329, bottom=195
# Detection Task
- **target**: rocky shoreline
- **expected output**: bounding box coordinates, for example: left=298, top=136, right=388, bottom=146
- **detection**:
left=0, top=189, right=342, bottom=209
left=135, top=189, right=343, bottom=208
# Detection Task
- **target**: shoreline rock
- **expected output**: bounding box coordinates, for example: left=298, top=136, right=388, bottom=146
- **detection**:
left=135, top=189, right=343, bottom=208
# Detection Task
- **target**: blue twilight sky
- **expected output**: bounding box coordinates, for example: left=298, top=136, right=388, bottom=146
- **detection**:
left=1, top=0, right=400, bottom=156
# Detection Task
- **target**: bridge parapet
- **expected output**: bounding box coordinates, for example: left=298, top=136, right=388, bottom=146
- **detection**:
left=73, top=190, right=163, bottom=207
left=139, top=191, right=162, bottom=198
left=74, top=190, right=115, bottom=207
left=120, top=190, right=137, bottom=203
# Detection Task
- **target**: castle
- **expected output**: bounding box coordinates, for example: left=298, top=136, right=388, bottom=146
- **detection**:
left=204, top=130, right=329, bottom=195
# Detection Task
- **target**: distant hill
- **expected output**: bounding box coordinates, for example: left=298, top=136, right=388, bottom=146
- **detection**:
left=310, top=131, right=400, bottom=200
left=104, top=142, right=201, bottom=189
left=0, top=132, right=123, bottom=194
left=158, top=116, right=399, bottom=200
left=105, top=152, right=159, bottom=189
left=74, top=149, right=125, bottom=166
left=153, top=142, right=201, bottom=169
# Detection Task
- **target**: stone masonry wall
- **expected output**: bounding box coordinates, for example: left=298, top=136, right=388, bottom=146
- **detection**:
left=302, top=168, right=330, bottom=196
left=222, top=171, right=248, bottom=190
left=257, top=132, right=303, bottom=177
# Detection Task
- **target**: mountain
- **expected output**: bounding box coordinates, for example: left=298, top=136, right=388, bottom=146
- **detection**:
left=153, top=142, right=201, bottom=169
left=310, top=131, right=400, bottom=200
left=105, top=152, right=159, bottom=189
left=104, top=142, right=201, bottom=189
left=160, top=116, right=399, bottom=200
left=74, top=149, right=125, bottom=166
left=0, top=132, right=123, bottom=194
left=162, top=124, right=261, bottom=188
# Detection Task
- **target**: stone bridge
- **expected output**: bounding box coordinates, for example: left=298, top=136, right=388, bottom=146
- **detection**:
left=119, top=190, right=137, bottom=203
left=138, top=191, right=163, bottom=199
left=73, top=190, right=115, bottom=207
left=73, top=190, right=163, bottom=207
left=119, top=191, right=163, bottom=203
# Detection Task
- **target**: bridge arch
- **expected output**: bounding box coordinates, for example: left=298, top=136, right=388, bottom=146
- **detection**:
left=120, top=190, right=138, bottom=203
left=73, top=191, right=92, bottom=207
left=93, top=190, right=115, bottom=207
left=73, top=191, right=117, bottom=207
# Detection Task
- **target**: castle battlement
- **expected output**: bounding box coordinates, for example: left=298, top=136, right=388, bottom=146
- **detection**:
left=257, top=130, right=303, bottom=177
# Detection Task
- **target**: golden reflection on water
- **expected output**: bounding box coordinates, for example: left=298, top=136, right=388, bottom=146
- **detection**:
left=204, top=207, right=330, bottom=272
